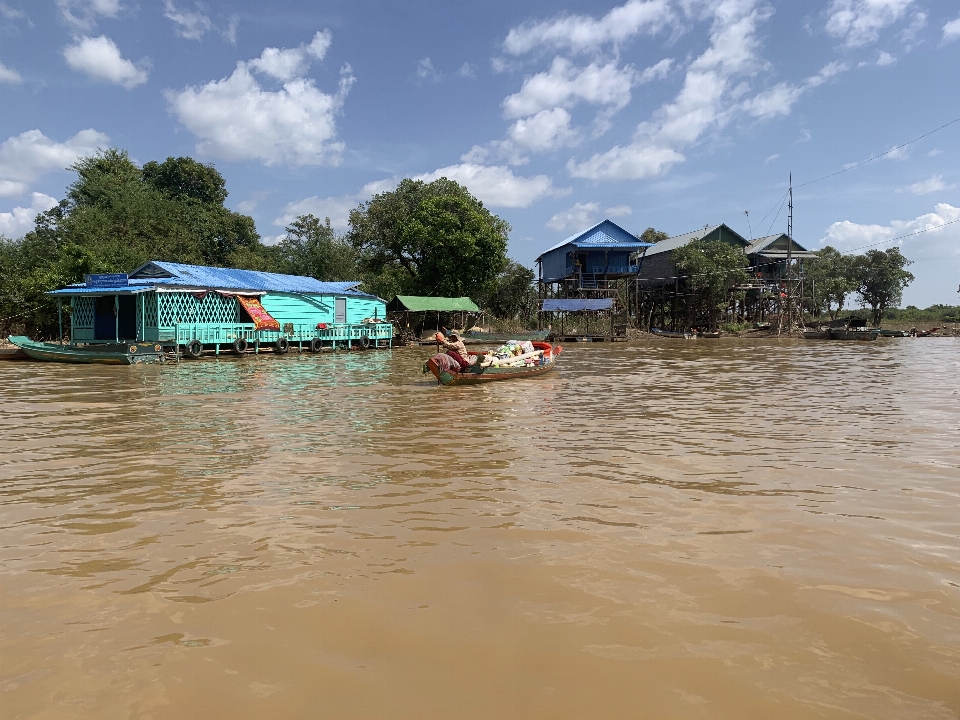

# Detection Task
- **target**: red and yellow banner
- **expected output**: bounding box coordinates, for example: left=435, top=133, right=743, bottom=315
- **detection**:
left=236, top=295, right=281, bottom=331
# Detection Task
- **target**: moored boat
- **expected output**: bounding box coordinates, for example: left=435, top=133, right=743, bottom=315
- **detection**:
left=828, top=328, right=880, bottom=341
left=651, top=328, right=695, bottom=339
left=7, top=336, right=165, bottom=364
left=803, top=329, right=830, bottom=340
left=424, top=341, right=561, bottom=386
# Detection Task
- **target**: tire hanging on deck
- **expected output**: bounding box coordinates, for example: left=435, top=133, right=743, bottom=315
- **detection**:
left=309, top=337, right=323, bottom=352
left=232, top=337, right=248, bottom=355
left=275, top=337, right=289, bottom=354
left=184, top=339, right=203, bottom=358
left=357, top=335, right=370, bottom=350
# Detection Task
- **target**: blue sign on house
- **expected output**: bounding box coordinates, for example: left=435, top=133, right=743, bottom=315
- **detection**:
left=85, top=273, right=128, bottom=288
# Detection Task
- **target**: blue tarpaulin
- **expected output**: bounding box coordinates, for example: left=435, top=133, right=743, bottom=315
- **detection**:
left=541, top=298, right=613, bottom=312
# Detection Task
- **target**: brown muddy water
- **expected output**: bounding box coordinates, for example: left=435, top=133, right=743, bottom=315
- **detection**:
left=1, top=339, right=959, bottom=719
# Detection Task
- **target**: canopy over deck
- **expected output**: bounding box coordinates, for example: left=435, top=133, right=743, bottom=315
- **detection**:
left=387, top=296, right=480, bottom=312
left=541, top=298, right=613, bottom=312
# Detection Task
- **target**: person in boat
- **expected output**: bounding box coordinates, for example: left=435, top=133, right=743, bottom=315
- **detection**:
left=435, top=331, right=475, bottom=368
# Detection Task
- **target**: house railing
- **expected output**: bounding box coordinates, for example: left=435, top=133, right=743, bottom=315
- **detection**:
left=172, top=321, right=394, bottom=347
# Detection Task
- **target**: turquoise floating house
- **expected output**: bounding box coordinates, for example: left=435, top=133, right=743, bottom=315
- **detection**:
left=47, top=261, right=392, bottom=355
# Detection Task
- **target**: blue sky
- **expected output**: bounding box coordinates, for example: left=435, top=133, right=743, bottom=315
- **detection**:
left=1, top=0, right=958, bottom=306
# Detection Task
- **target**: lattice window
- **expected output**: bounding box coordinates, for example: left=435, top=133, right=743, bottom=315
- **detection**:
left=72, top=297, right=95, bottom=328
left=140, top=292, right=159, bottom=328
left=157, top=292, right=242, bottom=327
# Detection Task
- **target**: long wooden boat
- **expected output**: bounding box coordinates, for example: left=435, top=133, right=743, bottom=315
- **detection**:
left=7, top=336, right=164, bottom=364
left=872, top=328, right=910, bottom=337
left=651, top=328, right=695, bottom=339
left=915, top=327, right=940, bottom=337
left=461, top=329, right=550, bottom=345
left=803, top=329, right=830, bottom=340
left=424, top=341, right=561, bottom=386
left=828, top=328, right=879, bottom=341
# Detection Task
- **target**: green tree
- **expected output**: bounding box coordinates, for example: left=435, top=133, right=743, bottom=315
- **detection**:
left=0, top=148, right=272, bottom=337
left=276, top=214, right=358, bottom=281
left=852, top=247, right=915, bottom=326
left=639, top=227, right=669, bottom=243
left=673, top=239, right=749, bottom=330
left=806, top=246, right=856, bottom=319
left=348, top=178, right=510, bottom=298
left=476, top=260, right=537, bottom=321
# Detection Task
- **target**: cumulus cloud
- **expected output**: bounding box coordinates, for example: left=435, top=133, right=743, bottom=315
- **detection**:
left=0, top=60, right=22, bottom=83
left=0, top=192, right=58, bottom=238
left=416, top=57, right=441, bottom=83
left=568, top=0, right=771, bottom=181
left=507, top=108, right=579, bottom=153
left=56, top=0, right=122, bottom=32
left=63, top=35, right=149, bottom=88
left=943, top=14, right=960, bottom=42
left=163, top=0, right=211, bottom=40
left=503, top=0, right=674, bottom=55
left=898, top=175, right=955, bottom=195
left=165, top=30, right=352, bottom=166
left=274, top=178, right=396, bottom=232
left=606, top=204, right=632, bottom=217
left=502, top=57, right=637, bottom=119
left=0, top=128, right=108, bottom=197
left=743, top=61, right=848, bottom=119
left=825, top=0, right=915, bottom=47
left=547, top=201, right=601, bottom=232
left=819, top=203, right=960, bottom=262
left=458, top=62, right=476, bottom=78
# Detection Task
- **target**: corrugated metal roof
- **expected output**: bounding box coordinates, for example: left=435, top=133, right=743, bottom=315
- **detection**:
left=47, top=261, right=379, bottom=298
left=745, top=234, right=810, bottom=255
left=387, top=296, right=480, bottom=312
left=541, top=298, right=613, bottom=312
left=537, top=219, right=652, bottom=260
left=644, top=224, right=751, bottom=257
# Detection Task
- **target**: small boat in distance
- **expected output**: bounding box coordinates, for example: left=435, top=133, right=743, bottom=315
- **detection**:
left=828, top=328, right=880, bottom=341
left=424, top=342, right=561, bottom=386
left=7, top=336, right=165, bottom=364
left=651, top=328, right=695, bottom=339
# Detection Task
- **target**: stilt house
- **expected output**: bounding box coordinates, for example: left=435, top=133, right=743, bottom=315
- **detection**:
left=536, top=220, right=653, bottom=292
left=636, top=224, right=750, bottom=288
left=48, top=261, right=392, bottom=352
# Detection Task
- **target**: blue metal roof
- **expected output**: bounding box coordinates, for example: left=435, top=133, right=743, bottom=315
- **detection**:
left=536, top=219, right=652, bottom=261
left=46, top=261, right=380, bottom=299
left=541, top=298, right=613, bottom=312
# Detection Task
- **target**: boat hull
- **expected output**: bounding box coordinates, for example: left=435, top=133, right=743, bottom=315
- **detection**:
left=425, top=342, right=561, bottom=386
left=828, top=329, right=880, bottom=341
left=8, top=336, right=164, bottom=364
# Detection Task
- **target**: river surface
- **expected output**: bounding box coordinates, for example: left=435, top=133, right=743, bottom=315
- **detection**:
left=2, top=338, right=959, bottom=719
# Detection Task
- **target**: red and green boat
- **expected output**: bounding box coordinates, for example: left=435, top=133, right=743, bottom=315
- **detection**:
left=424, top=341, right=562, bottom=386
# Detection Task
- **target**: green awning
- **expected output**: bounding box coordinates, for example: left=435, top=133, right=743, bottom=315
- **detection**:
left=387, top=296, right=480, bottom=312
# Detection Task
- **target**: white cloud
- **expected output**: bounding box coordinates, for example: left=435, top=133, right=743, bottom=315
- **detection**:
left=547, top=201, right=600, bottom=232
left=248, top=30, right=331, bottom=81
left=743, top=61, right=848, bottom=119
left=163, top=0, right=211, bottom=40
left=0, top=192, right=58, bottom=238
left=56, top=0, right=122, bottom=32
left=507, top=108, right=579, bottom=153
left=274, top=178, right=395, bottom=232
left=414, top=163, right=567, bottom=208
left=568, top=0, right=770, bottom=181
left=637, top=57, right=673, bottom=83
left=0, top=60, right=22, bottom=83
left=0, top=3, right=27, bottom=20
left=825, top=0, right=915, bottom=47
left=876, top=50, right=896, bottom=65
left=899, top=175, right=955, bottom=195
left=606, top=204, right=632, bottom=217
left=221, top=15, right=239, bottom=45
left=819, top=203, right=960, bottom=262
left=764, top=153, right=779, bottom=162
left=63, top=35, right=149, bottom=88
left=502, top=57, right=637, bottom=119
left=943, top=15, right=960, bottom=42
left=458, top=62, right=476, bottom=78
left=165, top=31, right=352, bottom=166
left=416, top=57, right=441, bottom=83
left=0, top=128, right=108, bottom=197
left=503, top=0, right=674, bottom=55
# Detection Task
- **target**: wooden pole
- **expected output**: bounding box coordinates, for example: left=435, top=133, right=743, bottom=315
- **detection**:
left=58, top=298, right=63, bottom=345
left=114, top=295, right=119, bottom=343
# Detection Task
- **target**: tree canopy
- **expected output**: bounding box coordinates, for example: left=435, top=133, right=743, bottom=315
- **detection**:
left=674, top=239, right=749, bottom=329
left=275, top=214, right=358, bottom=282
left=348, top=178, right=510, bottom=299
left=639, top=227, right=669, bottom=243
left=852, top=247, right=914, bottom=326
left=806, top=246, right=857, bottom=319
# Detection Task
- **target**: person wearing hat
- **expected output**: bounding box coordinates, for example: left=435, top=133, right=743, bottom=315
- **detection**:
left=435, top=330, right=474, bottom=368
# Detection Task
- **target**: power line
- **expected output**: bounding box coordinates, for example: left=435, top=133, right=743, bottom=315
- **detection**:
left=840, top=219, right=960, bottom=255
left=795, top=116, right=960, bottom=190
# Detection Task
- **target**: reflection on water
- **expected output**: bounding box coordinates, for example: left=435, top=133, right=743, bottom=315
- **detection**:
left=2, top=339, right=959, bottom=719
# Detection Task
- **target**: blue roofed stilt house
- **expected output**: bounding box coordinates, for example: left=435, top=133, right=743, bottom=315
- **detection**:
left=47, top=261, right=392, bottom=359
left=535, top=219, right=653, bottom=340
